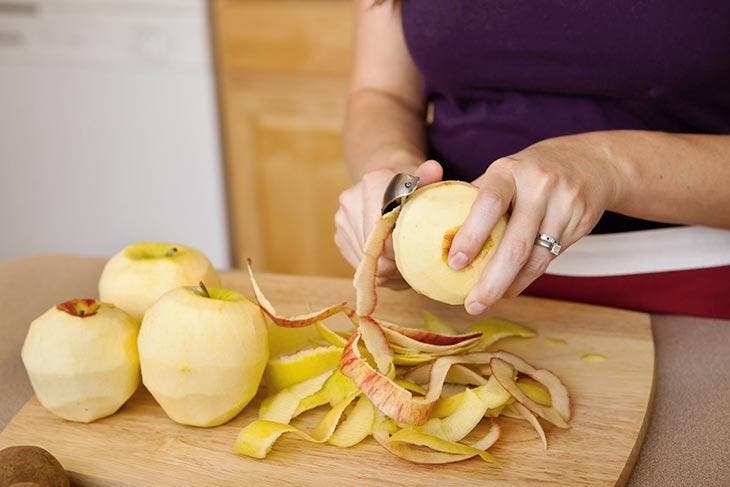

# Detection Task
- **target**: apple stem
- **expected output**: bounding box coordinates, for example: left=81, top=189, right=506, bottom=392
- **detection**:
left=199, top=281, right=211, bottom=298
left=166, top=247, right=179, bottom=257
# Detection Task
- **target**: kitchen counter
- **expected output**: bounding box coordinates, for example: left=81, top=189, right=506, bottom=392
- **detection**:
left=1, top=255, right=728, bottom=486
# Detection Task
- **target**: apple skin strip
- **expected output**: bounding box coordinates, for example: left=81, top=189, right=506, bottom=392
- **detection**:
left=500, top=404, right=524, bottom=419
left=388, top=428, right=499, bottom=465
left=341, top=334, right=508, bottom=425
left=394, top=379, right=427, bottom=395
left=490, top=351, right=571, bottom=421
left=259, top=371, right=333, bottom=423
left=406, top=349, right=570, bottom=423
left=340, top=330, right=435, bottom=425
left=315, top=322, right=349, bottom=347
left=440, top=364, right=489, bottom=386
left=372, top=414, right=501, bottom=465
left=247, top=259, right=347, bottom=327
left=392, top=353, right=434, bottom=366
left=264, top=345, right=343, bottom=391
left=432, top=375, right=511, bottom=419
left=382, top=328, right=482, bottom=355
left=416, top=388, right=485, bottom=442
left=405, top=362, right=488, bottom=386
left=358, top=316, right=393, bottom=374
left=328, top=395, right=375, bottom=448
left=512, top=402, right=548, bottom=450
left=517, top=378, right=552, bottom=407
left=490, top=358, right=569, bottom=429
left=422, top=311, right=457, bottom=335
left=469, top=420, right=501, bottom=451
left=467, top=317, right=537, bottom=351
left=294, top=369, right=357, bottom=416
left=353, top=208, right=400, bottom=317
left=402, top=350, right=569, bottom=426
left=378, top=319, right=482, bottom=347
left=234, top=392, right=359, bottom=459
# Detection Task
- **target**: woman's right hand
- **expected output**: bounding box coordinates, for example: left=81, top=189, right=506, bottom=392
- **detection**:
left=334, top=160, right=443, bottom=283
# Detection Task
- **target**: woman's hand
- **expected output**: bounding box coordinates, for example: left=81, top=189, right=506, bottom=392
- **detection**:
left=447, top=134, right=626, bottom=315
left=335, top=160, right=443, bottom=282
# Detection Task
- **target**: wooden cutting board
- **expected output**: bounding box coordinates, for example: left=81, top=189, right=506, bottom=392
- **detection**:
left=0, top=272, right=654, bottom=486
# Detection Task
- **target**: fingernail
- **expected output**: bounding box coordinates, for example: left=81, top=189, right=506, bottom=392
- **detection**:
left=466, top=301, right=487, bottom=315
left=449, top=252, right=469, bottom=270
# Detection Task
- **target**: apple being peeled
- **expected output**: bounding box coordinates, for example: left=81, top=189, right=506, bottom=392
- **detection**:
left=393, top=181, right=507, bottom=305
left=99, top=242, right=220, bottom=321
left=21, top=299, right=140, bottom=423
left=138, top=284, right=268, bottom=427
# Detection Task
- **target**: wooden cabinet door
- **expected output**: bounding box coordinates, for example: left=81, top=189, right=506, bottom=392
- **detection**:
left=211, top=0, right=354, bottom=277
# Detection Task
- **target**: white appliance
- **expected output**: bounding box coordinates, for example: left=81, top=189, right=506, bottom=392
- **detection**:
left=0, top=0, right=230, bottom=267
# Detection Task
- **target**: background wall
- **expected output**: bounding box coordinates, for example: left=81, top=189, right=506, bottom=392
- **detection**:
left=0, top=0, right=230, bottom=267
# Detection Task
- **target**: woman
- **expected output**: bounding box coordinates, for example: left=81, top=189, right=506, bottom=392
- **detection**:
left=334, top=0, right=730, bottom=318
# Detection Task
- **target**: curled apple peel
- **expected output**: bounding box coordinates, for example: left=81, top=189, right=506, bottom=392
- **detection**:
left=264, top=345, right=343, bottom=392
left=340, top=330, right=435, bottom=425
left=328, top=395, right=376, bottom=448
left=422, top=311, right=457, bottom=335
left=353, top=208, right=400, bottom=316
left=238, top=210, right=571, bottom=465
left=246, top=259, right=346, bottom=327
left=512, top=402, right=548, bottom=450
left=490, top=358, right=569, bottom=428
left=233, top=392, right=360, bottom=459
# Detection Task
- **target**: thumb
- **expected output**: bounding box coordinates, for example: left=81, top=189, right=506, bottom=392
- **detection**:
left=414, top=159, right=443, bottom=187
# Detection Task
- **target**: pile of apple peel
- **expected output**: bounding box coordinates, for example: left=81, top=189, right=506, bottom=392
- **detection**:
left=235, top=200, right=572, bottom=465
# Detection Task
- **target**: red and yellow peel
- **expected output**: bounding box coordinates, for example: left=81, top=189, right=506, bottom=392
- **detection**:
left=246, top=259, right=346, bottom=327
left=237, top=202, right=572, bottom=465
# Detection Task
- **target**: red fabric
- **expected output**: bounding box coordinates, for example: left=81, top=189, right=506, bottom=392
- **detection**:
left=525, top=266, right=730, bottom=319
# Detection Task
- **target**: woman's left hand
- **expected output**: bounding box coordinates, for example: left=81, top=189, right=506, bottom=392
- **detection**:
left=447, top=133, right=626, bottom=315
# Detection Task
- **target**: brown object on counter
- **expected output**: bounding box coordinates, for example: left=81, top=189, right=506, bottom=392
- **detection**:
left=0, top=445, right=69, bottom=487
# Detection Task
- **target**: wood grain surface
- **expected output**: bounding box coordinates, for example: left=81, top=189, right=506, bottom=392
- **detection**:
left=0, top=272, right=655, bottom=486
left=211, top=0, right=354, bottom=277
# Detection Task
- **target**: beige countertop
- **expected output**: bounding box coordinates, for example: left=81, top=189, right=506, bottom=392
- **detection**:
left=1, top=255, right=728, bottom=486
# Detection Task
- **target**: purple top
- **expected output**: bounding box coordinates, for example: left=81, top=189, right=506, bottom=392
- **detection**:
left=401, top=1, right=730, bottom=232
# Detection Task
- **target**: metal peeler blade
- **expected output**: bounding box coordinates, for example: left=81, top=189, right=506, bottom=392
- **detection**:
left=381, top=173, right=420, bottom=215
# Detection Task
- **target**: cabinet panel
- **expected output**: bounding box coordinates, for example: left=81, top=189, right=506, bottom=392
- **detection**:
left=215, top=0, right=352, bottom=76
left=256, top=120, right=351, bottom=275
left=212, top=0, right=354, bottom=277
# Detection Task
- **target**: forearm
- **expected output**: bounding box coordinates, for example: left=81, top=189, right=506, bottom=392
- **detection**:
left=343, top=89, right=427, bottom=181
left=588, top=130, right=730, bottom=228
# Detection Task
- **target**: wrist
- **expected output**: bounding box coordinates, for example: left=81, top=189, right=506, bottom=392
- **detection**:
left=355, top=146, right=423, bottom=180
left=593, top=131, right=642, bottom=213
left=565, top=131, right=638, bottom=212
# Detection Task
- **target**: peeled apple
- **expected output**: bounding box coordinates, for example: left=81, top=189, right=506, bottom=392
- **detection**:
left=99, top=242, right=221, bottom=321
left=138, top=285, right=268, bottom=427
left=21, top=299, right=140, bottom=423
left=393, top=181, right=508, bottom=305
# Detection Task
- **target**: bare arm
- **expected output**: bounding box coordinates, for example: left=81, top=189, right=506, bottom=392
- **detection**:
left=606, top=131, right=730, bottom=228
left=343, top=0, right=427, bottom=180
left=335, top=0, right=443, bottom=277
left=446, top=129, right=730, bottom=315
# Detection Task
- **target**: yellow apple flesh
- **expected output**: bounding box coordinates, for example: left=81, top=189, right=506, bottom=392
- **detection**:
left=392, top=181, right=507, bottom=305
left=138, top=286, right=268, bottom=427
left=99, top=242, right=220, bottom=321
left=21, top=299, right=141, bottom=423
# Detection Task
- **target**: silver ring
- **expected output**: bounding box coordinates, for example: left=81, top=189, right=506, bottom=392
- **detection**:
left=535, top=233, right=562, bottom=256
